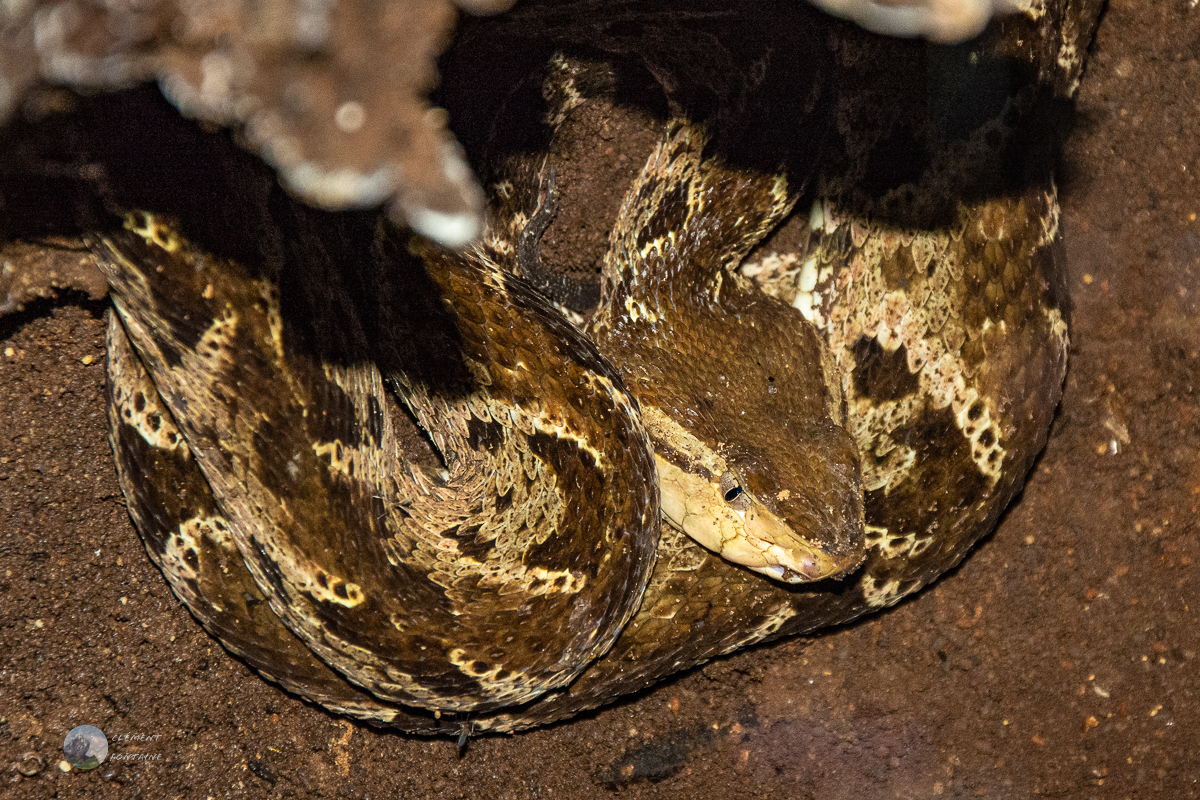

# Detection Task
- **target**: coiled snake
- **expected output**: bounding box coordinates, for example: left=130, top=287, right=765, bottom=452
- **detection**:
left=90, top=39, right=1069, bottom=738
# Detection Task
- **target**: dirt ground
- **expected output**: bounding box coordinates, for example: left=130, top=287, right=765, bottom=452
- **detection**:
left=2, top=0, right=1199, bottom=797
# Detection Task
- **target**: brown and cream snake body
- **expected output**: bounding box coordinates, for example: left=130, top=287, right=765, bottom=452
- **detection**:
left=91, top=17, right=1071, bottom=737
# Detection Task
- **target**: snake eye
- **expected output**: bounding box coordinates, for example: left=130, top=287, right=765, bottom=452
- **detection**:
left=720, top=471, right=751, bottom=511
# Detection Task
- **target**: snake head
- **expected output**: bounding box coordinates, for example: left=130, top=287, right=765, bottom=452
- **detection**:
left=719, top=425, right=866, bottom=583
left=652, top=421, right=866, bottom=584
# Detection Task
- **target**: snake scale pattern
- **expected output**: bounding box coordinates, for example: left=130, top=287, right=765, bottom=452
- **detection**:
left=90, top=19, right=1070, bottom=738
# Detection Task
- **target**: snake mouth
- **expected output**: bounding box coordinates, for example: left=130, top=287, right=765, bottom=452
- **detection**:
left=738, top=540, right=866, bottom=583
left=655, top=455, right=865, bottom=583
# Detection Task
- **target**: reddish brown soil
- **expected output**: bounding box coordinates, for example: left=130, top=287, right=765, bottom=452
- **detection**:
left=3, top=1, right=1199, bottom=797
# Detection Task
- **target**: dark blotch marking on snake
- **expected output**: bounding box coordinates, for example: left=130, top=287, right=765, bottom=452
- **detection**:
left=850, top=336, right=920, bottom=402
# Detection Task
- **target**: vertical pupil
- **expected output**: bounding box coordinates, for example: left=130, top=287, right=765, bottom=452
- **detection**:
left=724, top=485, right=743, bottom=502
